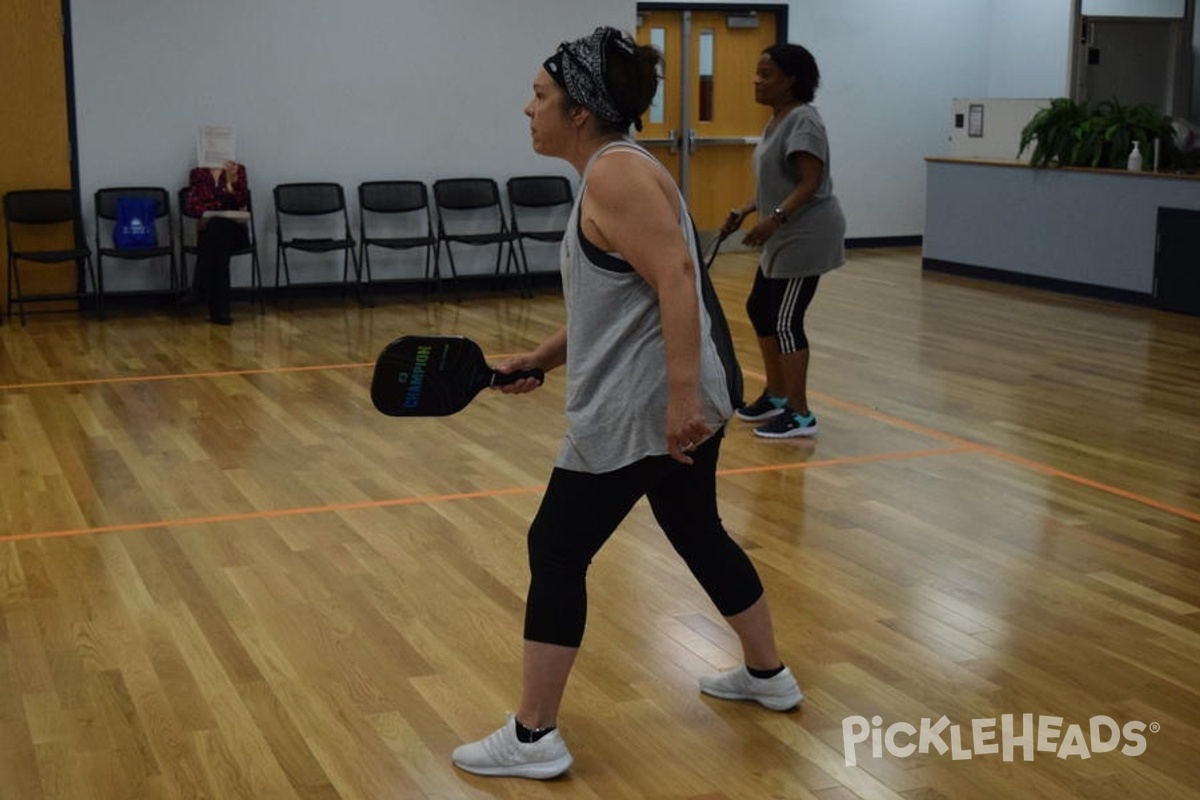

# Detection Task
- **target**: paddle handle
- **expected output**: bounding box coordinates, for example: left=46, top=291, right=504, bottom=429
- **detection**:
left=490, top=368, right=545, bottom=387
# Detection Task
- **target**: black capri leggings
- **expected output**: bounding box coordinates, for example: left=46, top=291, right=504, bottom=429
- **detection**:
left=524, top=430, right=765, bottom=648
left=745, top=269, right=820, bottom=354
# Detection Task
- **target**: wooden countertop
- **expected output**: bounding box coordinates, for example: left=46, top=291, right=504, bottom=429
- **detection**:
left=926, top=156, right=1200, bottom=181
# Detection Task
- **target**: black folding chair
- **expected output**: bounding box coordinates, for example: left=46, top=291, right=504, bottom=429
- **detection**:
left=93, top=186, right=178, bottom=312
left=358, top=181, right=448, bottom=301
left=3, top=189, right=98, bottom=324
left=432, top=178, right=524, bottom=298
left=506, top=175, right=573, bottom=281
left=273, top=182, right=361, bottom=304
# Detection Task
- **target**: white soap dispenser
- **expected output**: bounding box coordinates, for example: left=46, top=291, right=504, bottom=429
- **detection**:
left=1127, top=141, right=1143, bottom=172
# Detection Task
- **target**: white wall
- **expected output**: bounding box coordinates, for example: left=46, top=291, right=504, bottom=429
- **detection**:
left=784, top=1, right=993, bottom=238
left=688, top=1, right=1076, bottom=238
left=70, top=0, right=1087, bottom=253
left=987, top=0, right=1075, bottom=97
left=71, top=0, right=633, bottom=285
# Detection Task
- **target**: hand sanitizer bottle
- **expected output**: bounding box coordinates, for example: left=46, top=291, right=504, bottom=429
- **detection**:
left=1127, top=141, right=1143, bottom=172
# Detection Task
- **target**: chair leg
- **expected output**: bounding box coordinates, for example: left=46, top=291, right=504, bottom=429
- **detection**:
left=441, top=242, right=461, bottom=303
left=360, top=243, right=372, bottom=305
left=96, top=255, right=106, bottom=320
left=423, top=244, right=437, bottom=302
left=432, top=241, right=447, bottom=302
left=84, top=256, right=101, bottom=321
left=11, top=259, right=26, bottom=326
left=512, top=240, right=532, bottom=299
left=6, top=256, right=13, bottom=323
left=354, top=246, right=369, bottom=307
left=491, top=241, right=506, bottom=293
left=276, top=243, right=293, bottom=308
left=250, top=247, right=264, bottom=311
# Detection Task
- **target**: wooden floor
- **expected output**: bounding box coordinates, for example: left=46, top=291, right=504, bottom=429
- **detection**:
left=1, top=247, right=1198, bottom=800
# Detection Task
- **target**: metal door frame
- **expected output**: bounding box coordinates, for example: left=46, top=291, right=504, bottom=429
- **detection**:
left=636, top=3, right=788, bottom=198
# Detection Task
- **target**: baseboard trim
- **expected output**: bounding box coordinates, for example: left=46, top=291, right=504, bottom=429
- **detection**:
left=921, top=258, right=1154, bottom=307
left=846, top=236, right=923, bottom=249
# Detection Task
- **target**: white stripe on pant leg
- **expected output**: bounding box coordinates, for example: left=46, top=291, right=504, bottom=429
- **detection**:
left=776, top=276, right=805, bottom=354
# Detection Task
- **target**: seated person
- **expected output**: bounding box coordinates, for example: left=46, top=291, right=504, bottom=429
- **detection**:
left=185, top=160, right=249, bottom=324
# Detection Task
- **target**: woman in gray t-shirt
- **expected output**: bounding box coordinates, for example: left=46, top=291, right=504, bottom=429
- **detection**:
left=720, top=43, right=846, bottom=439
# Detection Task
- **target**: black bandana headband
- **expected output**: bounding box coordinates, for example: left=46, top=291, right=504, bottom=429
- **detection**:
left=543, top=27, right=640, bottom=131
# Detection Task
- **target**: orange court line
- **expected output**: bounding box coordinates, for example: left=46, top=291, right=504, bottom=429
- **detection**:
left=1, top=361, right=1195, bottom=538
left=974, top=446, right=1200, bottom=524
left=0, top=361, right=373, bottom=392
left=0, top=445, right=971, bottom=543
left=742, top=371, right=1200, bottom=524
left=718, top=446, right=977, bottom=476
left=808, top=389, right=976, bottom=447
left=0, top=485, right=545, bottom=543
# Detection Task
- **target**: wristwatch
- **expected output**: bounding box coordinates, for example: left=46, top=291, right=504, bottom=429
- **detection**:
left=771, top=206, right=788, bottom=224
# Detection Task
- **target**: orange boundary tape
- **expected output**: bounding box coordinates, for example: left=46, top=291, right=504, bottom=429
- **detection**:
left=0, top=359, right=1195, bottom=541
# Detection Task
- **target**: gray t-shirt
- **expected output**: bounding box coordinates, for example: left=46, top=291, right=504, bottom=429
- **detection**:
left=753, top=104, right=846, bottom=278
left=555, top=141, right=736, bottom=473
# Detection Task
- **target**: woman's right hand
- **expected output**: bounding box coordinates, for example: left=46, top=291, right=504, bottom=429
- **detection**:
left=719, top=208, right=747, bottom=238
left=492, top=353, right=544, bottom=394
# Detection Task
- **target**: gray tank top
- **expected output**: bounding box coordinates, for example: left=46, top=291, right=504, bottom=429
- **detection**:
left=556, top=140, right=736, bottom=473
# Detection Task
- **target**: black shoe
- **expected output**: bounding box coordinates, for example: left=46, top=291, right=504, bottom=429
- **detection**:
left=753, top=408, right=818, bottom=439
left=209, top=313, right=232, bottom=325
left=735, top=391, right=788, bottom=422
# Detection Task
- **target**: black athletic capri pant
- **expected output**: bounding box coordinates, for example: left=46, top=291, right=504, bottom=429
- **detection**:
left=524, top=429, right=765, bottom=648
left=745, top=269, right=820, bottom=354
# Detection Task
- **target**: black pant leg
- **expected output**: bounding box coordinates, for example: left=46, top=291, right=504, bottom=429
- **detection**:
left=196, top=218, right=248, bottom=319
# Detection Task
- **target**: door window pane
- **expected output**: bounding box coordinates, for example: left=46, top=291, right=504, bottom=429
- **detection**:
left=698, top=30, right=714, bottom=122
left=650, top=28, right=666, bottom=124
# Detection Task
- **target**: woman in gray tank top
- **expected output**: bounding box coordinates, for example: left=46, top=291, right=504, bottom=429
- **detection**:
left=451, top=27, right=802, bottom=781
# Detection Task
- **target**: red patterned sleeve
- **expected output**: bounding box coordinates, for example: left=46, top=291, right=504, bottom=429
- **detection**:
left=186, top=167, right=219, bottom=217
left=186, top=165, right=250, bottom=226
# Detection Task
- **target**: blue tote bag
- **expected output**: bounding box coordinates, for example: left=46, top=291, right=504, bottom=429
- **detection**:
left=113, top=197, right=159, bottom=249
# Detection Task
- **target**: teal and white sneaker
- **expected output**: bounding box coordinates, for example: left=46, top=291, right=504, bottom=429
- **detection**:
left=754, top=408, right=818, bottom=439
left=735, top=391, right=788, bottom=422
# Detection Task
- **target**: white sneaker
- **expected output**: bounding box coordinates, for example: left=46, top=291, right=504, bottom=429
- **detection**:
left=452, top=713, right=573, bottom=779
left=699, top=666, right=803, bottom=711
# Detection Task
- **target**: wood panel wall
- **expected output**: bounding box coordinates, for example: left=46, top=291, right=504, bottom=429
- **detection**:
left=0, top=0, right=74, bottom=311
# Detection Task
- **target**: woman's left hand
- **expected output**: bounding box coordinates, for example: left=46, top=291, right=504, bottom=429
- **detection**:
left=742, top=216, right=781, bottom=248
left=667, top=396, right=712, bottom=465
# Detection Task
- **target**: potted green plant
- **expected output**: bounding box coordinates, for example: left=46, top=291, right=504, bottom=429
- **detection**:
left=1019, top=97, right=1174, bottom=169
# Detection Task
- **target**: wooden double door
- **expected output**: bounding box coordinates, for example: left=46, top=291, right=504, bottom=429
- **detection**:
left=635, top=6, right=781, bottom=231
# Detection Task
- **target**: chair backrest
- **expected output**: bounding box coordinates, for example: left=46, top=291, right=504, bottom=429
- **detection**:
left=359, top=181, right=429, bottom=214
left=432, top=178, right=509, bottom=237
left=433, top=178, right=502, bottom=211
left=274, top=182, right=352, bottom=244
left=359, top=181, right=434, bottom=243
left=93, top=186, right=173, bottom=251
left=94, top=186, right=171, bottom=222
left=4, top=189, right=80, bottom=225
left=274, top=183, right=347, bottom=216
left=4, top=189, right=86, bottom=257
left=506, top=176, right=573, bottom=209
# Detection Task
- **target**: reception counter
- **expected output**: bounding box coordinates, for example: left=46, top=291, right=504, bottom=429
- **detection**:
left=923, top=157, right=1200, bottom=302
